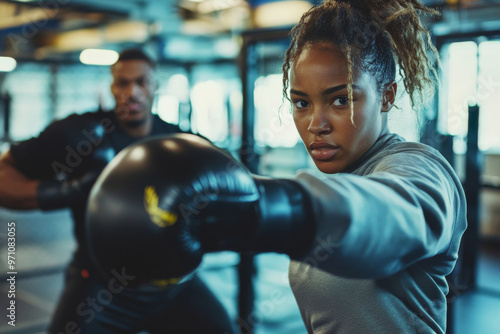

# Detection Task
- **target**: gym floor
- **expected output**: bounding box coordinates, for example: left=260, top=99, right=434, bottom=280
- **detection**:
left=0, top=208, right=499, bottom=334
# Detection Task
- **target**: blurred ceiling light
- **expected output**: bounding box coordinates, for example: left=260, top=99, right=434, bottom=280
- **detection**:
left=215, top=38, right=240, bottom=58
left=0, top=8, right=57, bottom=30
left=55, top=21, right=149, bottom=52
left=0, top=57, right=17, bottom=72
left=104, top=21, right=149, bottom=43
left=253, top=0, right=312, bottom=28
left=198, top=0, right=246, bottom=14
left=80, top=49, right=119, bottom=66
left=181, top=19, right=220, bottom=35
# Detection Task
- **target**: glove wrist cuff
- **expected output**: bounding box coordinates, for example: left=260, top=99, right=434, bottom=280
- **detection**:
left=37, top=179, right=72, bottom=210
left=252, top=178, right=315, bottom=257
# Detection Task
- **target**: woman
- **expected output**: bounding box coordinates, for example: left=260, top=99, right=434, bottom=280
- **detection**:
left=283, top=0, right=466, bottom=333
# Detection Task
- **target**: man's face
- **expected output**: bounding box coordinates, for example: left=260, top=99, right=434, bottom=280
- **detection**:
left=111, top=60, right=157, bottom=128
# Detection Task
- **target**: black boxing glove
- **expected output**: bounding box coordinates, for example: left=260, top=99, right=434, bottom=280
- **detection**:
left=37, top=116, right=115, bottom=210
left=86, top=134, right=314, bottom=284
left=37, top=170, right=104, bottom=210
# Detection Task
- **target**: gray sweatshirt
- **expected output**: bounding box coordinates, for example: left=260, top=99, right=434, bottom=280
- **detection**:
left=289, top=133, right=467, bottom=334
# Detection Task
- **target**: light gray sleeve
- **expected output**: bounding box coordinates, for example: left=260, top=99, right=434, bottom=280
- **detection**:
left=295, top=147, right=466, bottom=279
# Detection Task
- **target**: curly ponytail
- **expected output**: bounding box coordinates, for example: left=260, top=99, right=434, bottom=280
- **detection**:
left=282, top=0, right=440, bottom=116
left=374, top=0, right=441, bottom=106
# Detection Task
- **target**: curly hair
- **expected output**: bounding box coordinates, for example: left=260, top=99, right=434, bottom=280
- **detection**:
left=282, top=0, right=440, bottom=122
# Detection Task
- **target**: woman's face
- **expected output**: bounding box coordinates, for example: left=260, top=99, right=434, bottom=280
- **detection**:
left=290, top=42, right=395, bottom=174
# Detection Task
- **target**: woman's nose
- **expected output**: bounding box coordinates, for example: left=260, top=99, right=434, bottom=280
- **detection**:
left=308, top=107, right=332, bottom=135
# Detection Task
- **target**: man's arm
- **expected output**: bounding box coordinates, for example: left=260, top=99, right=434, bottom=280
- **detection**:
left=0, top=113, right=117, bottom=211
left=0, top=150, right=39, bottom=209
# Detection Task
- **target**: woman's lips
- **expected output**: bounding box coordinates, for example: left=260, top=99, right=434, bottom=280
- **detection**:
left=309, top=142, right=340, bottom=161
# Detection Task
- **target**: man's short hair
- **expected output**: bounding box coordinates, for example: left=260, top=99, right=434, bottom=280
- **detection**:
left=113, top=48, right=156, bottom=68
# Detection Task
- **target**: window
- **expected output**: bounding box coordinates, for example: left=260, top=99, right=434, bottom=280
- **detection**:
left=440, top=39, right=500, bottom=153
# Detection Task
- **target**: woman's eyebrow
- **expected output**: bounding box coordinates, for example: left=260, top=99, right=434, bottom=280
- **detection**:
left=322, top=84, right=360, bottom=96
left=322, top=84, right=347, bottom=95
left=290, top=89, right=308, bottom=97
left=290, top=84, right=360, bottom=97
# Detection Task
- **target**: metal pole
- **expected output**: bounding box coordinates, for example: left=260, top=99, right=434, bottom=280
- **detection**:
left=237, top=27, right=292, bottom=334
left=461, top=103, right=481, bottom=289
left=2, top=92, right=11, bottom=142
left=237, top=38, right=259, bottom=334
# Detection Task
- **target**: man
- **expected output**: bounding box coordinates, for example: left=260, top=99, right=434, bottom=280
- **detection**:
left=0, top=49, right=235, bottom=333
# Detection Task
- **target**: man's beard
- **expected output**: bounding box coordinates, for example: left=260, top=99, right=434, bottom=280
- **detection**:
left=123, top=117, right=148, bottom=128
left=116, top=103, right=151, bottom=129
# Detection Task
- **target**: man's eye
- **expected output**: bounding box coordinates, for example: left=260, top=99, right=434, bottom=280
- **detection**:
left=332, top=96, right=349, bottom=106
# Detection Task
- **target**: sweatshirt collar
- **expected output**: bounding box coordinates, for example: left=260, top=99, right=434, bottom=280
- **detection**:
left=341, top=132, right=404, bottom=174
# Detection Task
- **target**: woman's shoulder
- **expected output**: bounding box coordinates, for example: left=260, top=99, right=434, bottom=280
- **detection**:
left=384, top=138, right=448, bottom=164
left=356, top=134, right=454, bottom=178
left=369, top=139, right=462, bottom=190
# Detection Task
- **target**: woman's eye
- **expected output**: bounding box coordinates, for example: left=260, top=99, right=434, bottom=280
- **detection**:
left=332, top=96, right=349, bottom=106
left=294, top=100, right=309, bottom=108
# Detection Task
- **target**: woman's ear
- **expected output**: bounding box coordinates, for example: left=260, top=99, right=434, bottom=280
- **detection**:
left=381, top=81, right=397, bottom=112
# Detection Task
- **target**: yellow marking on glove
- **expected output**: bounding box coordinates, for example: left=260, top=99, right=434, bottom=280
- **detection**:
left=144, top=186, right=178, bottom=227
left=151, top=277, right=182, bottom=287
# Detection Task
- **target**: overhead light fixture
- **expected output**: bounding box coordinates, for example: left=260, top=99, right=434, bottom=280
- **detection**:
left=0, top=57, right=17, bottom=72
left=198, top=0, right=245, bottom=13
left=80, top=49, right=119, bottom=66
left=54, top=21, right=149, bottom=52
left=253, top=1, right=312, bottom=28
